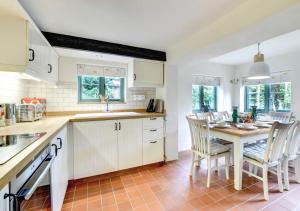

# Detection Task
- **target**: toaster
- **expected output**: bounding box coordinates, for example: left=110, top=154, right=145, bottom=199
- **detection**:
left=16, top=104, right=43, bottom=122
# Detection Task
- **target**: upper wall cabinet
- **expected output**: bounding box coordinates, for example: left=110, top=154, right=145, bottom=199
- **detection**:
left=128, top=59, right=164, bottom=88
left=0, top=2, right=59, bottom=84
left=0, top=15, right=28, bottom=72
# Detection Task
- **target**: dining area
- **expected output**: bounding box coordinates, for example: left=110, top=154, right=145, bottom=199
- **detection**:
left=186, top=110, right=299, bottom=201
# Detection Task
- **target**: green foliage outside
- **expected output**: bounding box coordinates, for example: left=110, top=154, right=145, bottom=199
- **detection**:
left=192, top=85, right=217, bottom=112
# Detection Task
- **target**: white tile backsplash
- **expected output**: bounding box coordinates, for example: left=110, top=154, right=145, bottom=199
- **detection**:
left=0, top=72, right=28, bottom=104
left=27, top=81, right=155, bottom=112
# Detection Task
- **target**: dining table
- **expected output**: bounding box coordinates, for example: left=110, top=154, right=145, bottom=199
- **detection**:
left=210, top=125, right=271, bottom=190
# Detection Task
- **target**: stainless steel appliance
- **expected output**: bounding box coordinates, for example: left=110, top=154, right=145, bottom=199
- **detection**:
left=4, top=146, right=53, bottom=211
left=16, top=104, right=43, bottom=122
left=154, top=99, right=164, bottom=113
left=4, top=104, right=16, bottom=126
left=0, top=132, right=46, bottom=165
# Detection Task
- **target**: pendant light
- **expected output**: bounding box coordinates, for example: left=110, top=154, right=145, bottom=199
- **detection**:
left=247, top=43, right=270, bottom=80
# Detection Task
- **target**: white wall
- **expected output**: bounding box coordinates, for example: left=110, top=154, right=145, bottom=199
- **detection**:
left=234, top=50, right=300, bottom=118
left=176, top=62, right=235, bottom=151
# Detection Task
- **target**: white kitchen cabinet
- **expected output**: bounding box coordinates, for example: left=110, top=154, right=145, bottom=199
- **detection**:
left=0, top=185, right=9, bottom=211
left=0, top=2, right=59, bottom=84
left=73, top=121, right=118, bottom=179
left=0, top=15, right=28, bottom=72
left=128, top=59, right=164, bottom=88
left=51, top=126, right=68, bottom=211
left=142, top=117, right=164, bottom=165
left=118, top=119, right=143, bottom=170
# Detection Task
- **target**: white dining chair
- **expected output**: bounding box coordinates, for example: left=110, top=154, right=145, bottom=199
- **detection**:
left=283, top=120, right=300, bottom=190
left=195, top=112, right=214, bottom=122
left=242, top=121, right=294, bottom=200
left=270, top=112, right=293, bottom=123
left=186, top=116, right=231, bottom=188
left=212, top=111, right=230, bottom=121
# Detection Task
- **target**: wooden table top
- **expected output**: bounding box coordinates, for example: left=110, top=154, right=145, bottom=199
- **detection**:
left=210, top=126, right=271, bottom=137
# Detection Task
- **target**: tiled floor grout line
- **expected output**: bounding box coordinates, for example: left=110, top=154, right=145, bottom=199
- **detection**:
left=259, top=185, right=300, bottom=211
left=120, top=175, right=134, bottom=210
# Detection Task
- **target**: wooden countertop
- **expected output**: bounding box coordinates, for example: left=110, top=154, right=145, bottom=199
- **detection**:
left=69, top=111, right=165, bottom=122
left=0, top=111, right=165, bottom=190
left=211, top=126, right=271, bottom=137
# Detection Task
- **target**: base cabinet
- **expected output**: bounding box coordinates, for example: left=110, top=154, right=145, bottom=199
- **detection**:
left=73, top=117, right=164, bottom=179
left=73, top=121, right=118, bottom=179
left=0, top=185, right=9, bottom=211
left=51, top=126, right=68, bottom=211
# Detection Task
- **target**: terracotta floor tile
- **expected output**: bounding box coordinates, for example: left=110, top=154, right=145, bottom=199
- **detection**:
left=117, top=201, right=132, bottom=211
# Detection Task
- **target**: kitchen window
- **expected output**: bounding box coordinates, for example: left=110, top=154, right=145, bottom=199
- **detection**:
left=192, top=85, right=217, bottom=112
left=78, top=75, right=125, bottom=103
left=244, top=82, right=291, bottom=112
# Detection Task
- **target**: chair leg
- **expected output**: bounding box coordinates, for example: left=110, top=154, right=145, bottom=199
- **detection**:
left=249, top=164, right=253, bottom=177
left=283, top=158, right=290, bottom=191
left=295, top=157, right=300, bottom=184
left=190, top=153, right=195, bottom=177
left=214, top=159, right=218, bottom=172
left=262, top=165, right=269, bottom=200
left=225, top=154, right=229, bottom=180
left=254, top=166, right=258, bottom=175
left=196, top=155, right=201, bottom=167
left=277, top=164, right=284, bottom=192
left=207, top=158, right=211, bottom=188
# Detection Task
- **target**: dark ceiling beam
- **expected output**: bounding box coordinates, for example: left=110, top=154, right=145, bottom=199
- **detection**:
left=42, top=32, right=167, bottom=61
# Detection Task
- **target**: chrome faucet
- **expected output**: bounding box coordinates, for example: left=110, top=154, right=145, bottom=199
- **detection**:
left=105, top=97, right=110, bottom=112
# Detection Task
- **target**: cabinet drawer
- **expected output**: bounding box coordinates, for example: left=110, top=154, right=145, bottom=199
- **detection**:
left=143, top=139, right=164, bottom=165
left=143, top=117, right=164, bottom=129
left=143, top=128, right=164, bottom=141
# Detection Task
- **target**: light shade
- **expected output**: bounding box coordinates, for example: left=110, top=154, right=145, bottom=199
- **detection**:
left=248, top=61, right=271, bottom=80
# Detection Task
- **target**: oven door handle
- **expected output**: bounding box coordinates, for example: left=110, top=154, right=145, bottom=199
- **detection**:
left=20, top=155, right=54, bottom=200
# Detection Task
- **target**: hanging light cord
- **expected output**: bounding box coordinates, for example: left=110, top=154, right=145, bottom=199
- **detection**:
left=257, top=42, right=260, bottom=55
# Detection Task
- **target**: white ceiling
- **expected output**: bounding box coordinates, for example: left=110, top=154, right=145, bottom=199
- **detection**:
left=18, top=0, right=245, bottom=51
left=210, top=29, right=300, bottom=65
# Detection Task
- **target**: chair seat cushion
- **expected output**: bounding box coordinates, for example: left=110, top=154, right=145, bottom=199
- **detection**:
left=210, top=142, right=230, bottom=155
left=243, top=143, right=266, bottom=163
left=212, top=138, right=232, bottom=145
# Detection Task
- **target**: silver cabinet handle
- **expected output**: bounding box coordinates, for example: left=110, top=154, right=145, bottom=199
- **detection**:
left=119, top=122, right=121, bottom=130
left=150, top=129, right=157, bottom=132
left=150, top=141, right=157, bottom=143
left=150, top=117, right=157, bottom=120
left=115, top=122, right=118, bottom=131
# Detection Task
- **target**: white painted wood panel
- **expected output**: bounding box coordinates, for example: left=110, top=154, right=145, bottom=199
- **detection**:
left=0, top=184, right=9, bottom=211
left=143, top=117, right=164, bottom=129
left=143, top=139, right=164, bottom=165
left=0, top=15, right=28, bottom=72
left=118, top=119, right=143, bottom=170
left=73, top=121, right=118, bottom=179
left=143, top=128, right=164, bottom=141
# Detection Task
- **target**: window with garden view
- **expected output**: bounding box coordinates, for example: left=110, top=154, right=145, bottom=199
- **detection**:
left=192, top=85, right=217, bottom=112
left=78, top=75, right=125, bottom=102
left=244, top=82, right=291, bottom=112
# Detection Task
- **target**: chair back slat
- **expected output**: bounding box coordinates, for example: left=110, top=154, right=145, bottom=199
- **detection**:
left=265, top=121, right=294, bottom=163
left=186, top=116, right=210, bottom=155
left=195, top=112, right=214, bottom=122
left=213, top=111, right=230, bottom=121
left=270, top=112, right=293, bottom=123
left=285, top=121, right=300, bottom=157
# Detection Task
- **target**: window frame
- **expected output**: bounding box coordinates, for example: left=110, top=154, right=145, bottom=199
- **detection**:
left=78, top=75, right=125, bottom=103
left=244, top=82, right=291, bottom=113
left=192, top=85, right=217, bottom=113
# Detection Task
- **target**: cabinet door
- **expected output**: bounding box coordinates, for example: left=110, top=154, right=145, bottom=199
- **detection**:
left=73, top=121, right=118, bottom=179
left=0, top=185, right=9, bottom=211
left=118, top=119, right=143, bottom=170
left=27, top=23, right=49, bottom=80
left=51, top=126, right=68, bottom=211
left=130, top=59, right=164, bottom=88
left=0, top=15, right=28, bottom=72
left=46, top=49, right=58, bottom=84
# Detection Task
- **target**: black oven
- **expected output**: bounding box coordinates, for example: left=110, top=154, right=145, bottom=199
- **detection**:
left=4, top=146, right=54, bottom=211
